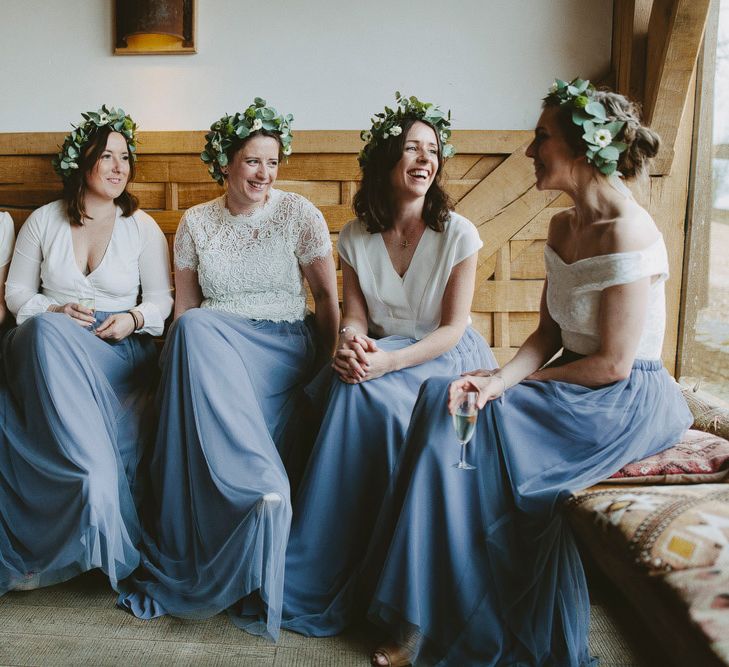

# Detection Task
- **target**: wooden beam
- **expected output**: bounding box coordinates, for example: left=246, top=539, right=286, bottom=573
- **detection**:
left=644, top=0, right=711, bottom=174
left=0, top=129, right=531, bottom=157
left=612, top=0, right=654, bottom=100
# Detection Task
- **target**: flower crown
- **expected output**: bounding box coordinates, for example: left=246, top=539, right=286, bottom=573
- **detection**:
left=545, top=78, right=627, bottom=176
left=200, top=97, right=293, bottom=185
left=358, top=92, right=455, bottom=168
left=52, top=105, right=138, bottom=179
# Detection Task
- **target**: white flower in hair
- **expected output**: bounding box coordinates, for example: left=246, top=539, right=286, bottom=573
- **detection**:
left=594, top=128, right=612, bottom=148
left=361, top=130, right=372, bottom=142
left=389, top=125, right=402, bottom=136
left=382, top=131, right=389, bottom=139
left=549, top=81, right=558, bottom=94
left=283, top=145, right=292, bottom=156
left=440, top=130, right=448, bottom=141
left=251, top=118, right=263, bottom=131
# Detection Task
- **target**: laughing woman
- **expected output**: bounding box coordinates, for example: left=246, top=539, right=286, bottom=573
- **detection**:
left=0, top=107, right=173, bottom=595
left=367, top=79, right=692, bottom=667
left=282, top=94, right=497, bottom=637
left=117, top=98, right=339, bottom=640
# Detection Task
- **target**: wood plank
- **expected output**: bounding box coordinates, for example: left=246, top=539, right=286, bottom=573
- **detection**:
left=444, top=179, right=481, bottom=202
left=442, top=155, right=482, bottom=180
left=0, top=156, right=58, bottom=183
left=612, top=0, right=636, bottom=95
left=0, top=130, right=531, bottom=156
left=511, top=241, right=547, bottom=280
left=472, top=280, right=543, bottom=312
left=461, top=156, right=505, bottom=180
left=645, top=0, right=710, bottom=174
left=509, top=312, right=540, bottom=346
left=512, top=208, right=565, bottom=240
left=492, top=346, right=519, bottom=366
left=493, top=248, right=511, bottom=347
left=0, top=183, right=63, bottom=207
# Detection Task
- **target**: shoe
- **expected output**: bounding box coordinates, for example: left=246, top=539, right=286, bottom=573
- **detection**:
left=370, top=643, right=412, bottom=667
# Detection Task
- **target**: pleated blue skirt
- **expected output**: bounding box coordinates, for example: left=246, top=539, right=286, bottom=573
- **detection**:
left=117, top=309, right=317, bottom=641
left=282, top=327, right=496, bottom=637
left=367, top=356, right=693, bottom=666
left=0, top=311, right=158, bottom=595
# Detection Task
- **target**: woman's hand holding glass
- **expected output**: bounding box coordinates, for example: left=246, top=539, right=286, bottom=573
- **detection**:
left=49, top=303, right=96, bottom=327
left=448, top=371, right=506, bottom=413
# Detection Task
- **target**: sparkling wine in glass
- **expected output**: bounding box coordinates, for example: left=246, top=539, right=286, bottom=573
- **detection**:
left=75, top=280, right=96, bottom=330
left=452, top=392, right=478, bottom=470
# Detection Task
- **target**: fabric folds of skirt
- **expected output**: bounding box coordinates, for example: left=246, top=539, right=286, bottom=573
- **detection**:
left=282, top=327, right=496, bottom=637
left=0, top=311, right=157, bottom=595
left=367, top=356, right=692, bottom=666
left=117, top=309, right=317, bottom=642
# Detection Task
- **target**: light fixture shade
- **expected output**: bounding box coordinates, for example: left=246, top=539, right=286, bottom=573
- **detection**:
left=115, top=0, right=196, bottom=55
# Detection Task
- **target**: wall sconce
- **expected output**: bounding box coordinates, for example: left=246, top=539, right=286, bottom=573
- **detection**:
left=114, top=0, right=196, bottom=55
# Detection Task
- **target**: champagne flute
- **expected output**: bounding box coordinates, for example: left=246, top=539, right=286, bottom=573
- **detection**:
left=452, top=391, right=478, bottom=470
left=75, top=280, right=96, bottom=330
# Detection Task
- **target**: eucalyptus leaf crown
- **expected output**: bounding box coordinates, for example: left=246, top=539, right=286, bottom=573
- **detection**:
left=53, top=105, right=138, bottom=180
left=544, top=78, right=627, bottom=176
left=358, top=92, right=455, bottom=168
left=201, top=97, right=293, bottom=185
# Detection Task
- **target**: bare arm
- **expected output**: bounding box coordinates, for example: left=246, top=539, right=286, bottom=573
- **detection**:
left=173, top=268, right=203, bottom=319
left=300, top=254, right=339, bottom=358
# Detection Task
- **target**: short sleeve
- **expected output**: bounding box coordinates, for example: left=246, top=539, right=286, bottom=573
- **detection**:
left=336, top=219, right=359, bottom=269
left=0, top=211, right=15, bottom=267
left=294, top=197, right=332, bottom=266
left=174, top=210, right=198, bottom=271
left=450, top=213, right=483, bottom=265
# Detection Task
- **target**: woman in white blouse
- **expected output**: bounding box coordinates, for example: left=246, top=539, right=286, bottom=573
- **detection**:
left=367, top=80, right=692, bottom=667
left=0, top=211, right=15, bottom=327
left=117, top=98, right=339, bottom=641
left=0, top=107, right=173, bottom=597
left=281, top=94, right=496, bottom=637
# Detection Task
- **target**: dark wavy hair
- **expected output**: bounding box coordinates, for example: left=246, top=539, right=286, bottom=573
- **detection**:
left=62, top=125, right=138, bottom=225
left=223, top=129, right=284, bottom=176
left=543, top=89, right=660, bottom=180
left=353, top=118, right=452, bottom=233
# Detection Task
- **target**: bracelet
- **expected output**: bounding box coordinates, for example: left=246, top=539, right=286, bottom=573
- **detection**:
left=492, top=375, right=507, bottom=394
left=128, top=310, right=141, bottom=331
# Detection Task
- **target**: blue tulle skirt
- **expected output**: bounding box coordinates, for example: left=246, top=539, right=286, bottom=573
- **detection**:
left=282, top=327, right=496, bottom=637
left=0, top=311, right=157, bottom=595
left=117, top=309, right=317, bottom=641
left=367, top=356, right=693, bottom=666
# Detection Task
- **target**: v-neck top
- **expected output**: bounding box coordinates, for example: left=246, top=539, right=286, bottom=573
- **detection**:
left=544, top=236, right=669, bottom=359
left=0, top=211, right=15, bottom=268
left=338, top=212, right=482, bottom=340
left=5, top=200, right=173, bottom=335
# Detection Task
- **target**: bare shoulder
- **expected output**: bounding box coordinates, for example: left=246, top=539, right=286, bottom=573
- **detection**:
left=600, top=202, right=660, bottom=254
left=546, top=207, right=575, bottom=247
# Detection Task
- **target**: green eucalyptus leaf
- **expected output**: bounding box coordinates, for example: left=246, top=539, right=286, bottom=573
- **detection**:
left=598, top=145, right=620, bottom=160
left=585, top=101, right=607, bottom=120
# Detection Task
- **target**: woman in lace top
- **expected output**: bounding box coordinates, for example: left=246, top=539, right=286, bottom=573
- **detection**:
left=117, top=99, right=338, bottom=641
left=367, top=82, right=693, bottom=666
left=282, top=96, right=497, bottom=638
left=0, top=109, right=173, bottom=597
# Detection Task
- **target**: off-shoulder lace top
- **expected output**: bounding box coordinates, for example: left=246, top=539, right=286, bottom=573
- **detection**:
left=174, top=189, right=332, bottom=322
left=545, top=236, right=669, bottom=359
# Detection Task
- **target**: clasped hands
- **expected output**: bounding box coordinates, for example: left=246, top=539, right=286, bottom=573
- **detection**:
left=50, top=302, right=137, bottom=341
left=332, top=333, right=393, bottom=384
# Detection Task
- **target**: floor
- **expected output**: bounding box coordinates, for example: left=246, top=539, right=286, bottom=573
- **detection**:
left=0, top=570, right=668, bottom=667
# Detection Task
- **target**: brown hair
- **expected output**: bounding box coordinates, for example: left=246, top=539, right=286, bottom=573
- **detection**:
left=223, top=129, right=284, bottom=176
left=353, top=118, right=452, bottom=233
left=62, top=125, right=138, bottom=225
left=544, top=89, right=660, bottom=180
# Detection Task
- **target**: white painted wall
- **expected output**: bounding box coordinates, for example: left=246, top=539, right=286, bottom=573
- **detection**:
left=0, top=0, right=613, bottom=132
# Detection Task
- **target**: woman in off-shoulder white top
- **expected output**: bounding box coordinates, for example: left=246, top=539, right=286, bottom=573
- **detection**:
left=0, top=211, right=16, bottom=327
left=0, top=107, right=173, bottom=598
left=367, top=81, right=692, bottom=667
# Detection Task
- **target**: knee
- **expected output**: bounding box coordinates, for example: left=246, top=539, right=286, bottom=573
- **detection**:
left=169, top=308, right=214, bottom=341
left=17, top=312, right=74, bottom=353
left=419, top=375, right=453, bottom=403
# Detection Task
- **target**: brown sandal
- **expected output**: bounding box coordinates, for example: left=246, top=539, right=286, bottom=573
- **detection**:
left=370, top=643, right=413, bottom=666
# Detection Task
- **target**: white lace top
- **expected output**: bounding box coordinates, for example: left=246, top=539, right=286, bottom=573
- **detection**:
left=174, top=190, right=332, bottom=322
left=338, top=212, right=482, bottom=340
left=5, top=201, right=173, bottom=336
left=0, top=211, right=14, bottom=268
left=545, top=236, right=669, bottom=359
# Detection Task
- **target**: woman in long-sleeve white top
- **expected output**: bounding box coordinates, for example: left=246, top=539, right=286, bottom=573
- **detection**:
left=0, top=107, right=172, bottom=596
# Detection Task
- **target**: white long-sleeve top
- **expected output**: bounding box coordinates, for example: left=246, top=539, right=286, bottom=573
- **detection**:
left=0, top=211, right=15, bottom=268
left=5, top=200, right=173, bottom=335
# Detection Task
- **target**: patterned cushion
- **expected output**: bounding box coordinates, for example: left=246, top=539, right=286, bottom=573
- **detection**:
left=568, top=484, right=729, bottom=574
left=664, top=567, right=729, bottom=665
left=606, top=429, right=729, bottom=484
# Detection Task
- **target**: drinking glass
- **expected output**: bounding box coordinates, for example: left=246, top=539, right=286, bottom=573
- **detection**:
left=75, top=280, right=96, bottom=330
left=451, top=391, right=478, bottom=470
